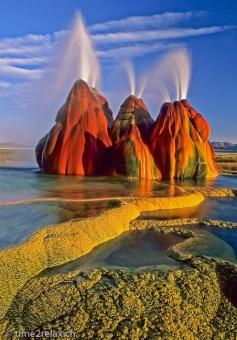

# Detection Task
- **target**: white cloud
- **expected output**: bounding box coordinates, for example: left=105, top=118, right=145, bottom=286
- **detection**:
left=90, top=11, right=206, bottom=32
left=0, top=45, right=51, bottom=56
left=0, top=34, right=50, bottom=48
left=0, top=81, right=10, bottom=88
left=0, top=33, right=51, bottom=81
left=93, top=26, right=235, bottom=44
left=0, top=33, right=52, bottom=55
left=98, top=42, right=182, bottom=58
left=0, top=13, right=235, bottom=86
left=0, top=64, right=43, bottom=79
left=0, top=56, right=48, bottom=66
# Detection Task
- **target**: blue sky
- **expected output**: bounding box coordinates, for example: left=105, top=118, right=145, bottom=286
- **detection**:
left=0, top=0, right=237, bottom=144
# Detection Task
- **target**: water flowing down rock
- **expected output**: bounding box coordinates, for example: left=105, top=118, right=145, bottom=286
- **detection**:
left=112, top=95, right=154, bottom=144
left=150, top=100, right=219, bottom=179
left=35, top=79, right=112, bottom=175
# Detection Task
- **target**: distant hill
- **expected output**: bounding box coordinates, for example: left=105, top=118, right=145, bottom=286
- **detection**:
left=212, top=142, right=237, bottom=152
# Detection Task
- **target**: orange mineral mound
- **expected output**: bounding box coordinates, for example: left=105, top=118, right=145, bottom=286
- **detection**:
left=150, top=100, right=219, bottom=179
left=110, top=121, right=160, bottom=179
left=112, top=95, right=154, bottom=144
left=35, top=79, right=112, bottom=175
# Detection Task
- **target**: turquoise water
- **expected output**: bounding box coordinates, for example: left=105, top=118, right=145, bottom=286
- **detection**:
left=173, top=175, right=237, bottom=189
left=0, top=200, right=120, bottom=249
left=44, top=230, right=186, bottom=275
left=0, top=166, right=179, bottom=249
left=0, top=167, right=178, bottom=203
left=208, top=227, right=237, bottom=256
left=44, top=226, right=237, bottom=276
left=178, top=226, right=237, bottom=264
left=0, top=161, right=237, bottom=255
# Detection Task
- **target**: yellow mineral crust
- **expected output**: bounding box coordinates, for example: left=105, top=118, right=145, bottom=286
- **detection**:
left=0, top=190, right=204, bottom=319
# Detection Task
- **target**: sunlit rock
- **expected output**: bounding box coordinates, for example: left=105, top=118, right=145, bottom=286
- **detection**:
left=112, top=95, right=154, bottom=144
left=150, top=100, right=219, bottom=179
left=35, top=79, right=112, bottom=175
left=110, top=121, right=160, bottom=179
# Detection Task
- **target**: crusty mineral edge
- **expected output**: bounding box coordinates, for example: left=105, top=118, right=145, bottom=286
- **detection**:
left=0, top=191, right=204, bottom=320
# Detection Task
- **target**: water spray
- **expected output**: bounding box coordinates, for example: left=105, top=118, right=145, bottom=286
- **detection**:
left=123, top=60, right=136, bottom=96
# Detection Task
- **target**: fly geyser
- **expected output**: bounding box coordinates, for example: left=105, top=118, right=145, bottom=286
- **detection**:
left=112, top=95, right=154, bottom=144
left=35, top=46, right=219, bottom=179
left=35, top=83, right=219, bottom=179
left=109, top=95, right=159, bottom=179
left=151, top=100, right=219, bottom=179
left=35, top=80, right=113, bottom=175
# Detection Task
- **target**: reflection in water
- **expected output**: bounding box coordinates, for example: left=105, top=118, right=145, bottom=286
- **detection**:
left=172, top=175, right=237, bottom=189
left=137, top=179, right=154, bottom=197
left=43, top=226, right=237, bottom=277
left=0, top=167, right=183, bottom=250
left=44, top=230, right=186, bottom=276
left=140, top=197, right=237, bottom=222
left=208, top=227, right=237, bottom=256
left=179, top=226, right=237, bottom=264
left=0, top=200, right=120, bottom=249
left=0, top=159, right=237, bottom=255
left=0, top=167, right=181, bottom=203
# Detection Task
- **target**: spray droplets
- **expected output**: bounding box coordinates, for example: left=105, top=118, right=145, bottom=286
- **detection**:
left=123, top=60, right=136, bottom=96
left=159, top=48, right=191, bottom=101
left=56, top=11, right=100, bottom=90
left=122, top=47, right=191, bottom=103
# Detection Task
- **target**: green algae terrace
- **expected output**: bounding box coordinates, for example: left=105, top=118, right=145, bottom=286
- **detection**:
left=3, top=231, right=237, bottom=339
left=0, top=165, right=237, bottom=338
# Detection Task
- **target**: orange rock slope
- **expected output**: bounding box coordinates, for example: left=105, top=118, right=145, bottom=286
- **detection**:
left=36, top=82, right=219, bottom=180
left=112, top=95, right=154, bottom=144
left=110, top=121, right=160, bottom=179
left=36, top=80, right=113, bottom=175
left=150, top=100, right=219, bottom=179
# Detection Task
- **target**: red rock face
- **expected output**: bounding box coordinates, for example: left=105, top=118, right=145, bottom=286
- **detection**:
left=112, top=95, right=154, bottom=144
left=35, top=80, right=112, bottom=175
left=110, top=122, right=160, bottom=179
left=36, top=82, right=219, bottom=180
left=150, top=100, right=219, bottom=179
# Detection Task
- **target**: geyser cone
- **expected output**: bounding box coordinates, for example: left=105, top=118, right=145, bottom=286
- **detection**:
left=150, top=100, right=219, bottom=179
left=112, top=95, right=154, bottom=144
left=35, top=79, right=112, bottom=175
left=91, top=88, right=114, bottom=131
left=110, top=121, right=160, bottom=179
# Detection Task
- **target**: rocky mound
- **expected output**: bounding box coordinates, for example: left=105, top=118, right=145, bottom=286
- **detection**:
left=36, top=84, right=219, bottom=180
left=110, top=121, right=160, bottom=179
left=112, top=95, right=154, bottom=144
left=35, top=79, right=112, bottom=175
left=150, top=100, right=219, bottom=179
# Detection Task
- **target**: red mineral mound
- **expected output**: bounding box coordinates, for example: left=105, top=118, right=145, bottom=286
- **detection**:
left=112, top=95, right=154, bottom=144
left=150, top=100, right=219, bottom=179
left=110, top=120, right=160, bottom=179
left=35, top=79, right=112, bottom=175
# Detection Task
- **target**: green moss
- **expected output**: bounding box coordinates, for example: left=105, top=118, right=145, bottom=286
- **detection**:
left=4, top=256, right=237, bottom=339
left=124, top=140, right=140, bottom=177
left=194, top=146, right=208, bottom=179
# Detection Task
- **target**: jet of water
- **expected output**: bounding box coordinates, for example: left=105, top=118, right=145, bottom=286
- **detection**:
left=55, top=11, right=100, bottom=93
left=123, top=59, right=136, bottom=96
left=139, top=47, right=191, bottom=106
left=21, top=11, right=101, bottom=143
left=157, top=47, right=191, bottom=101
left=137, top=73, right=148, bottom=98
